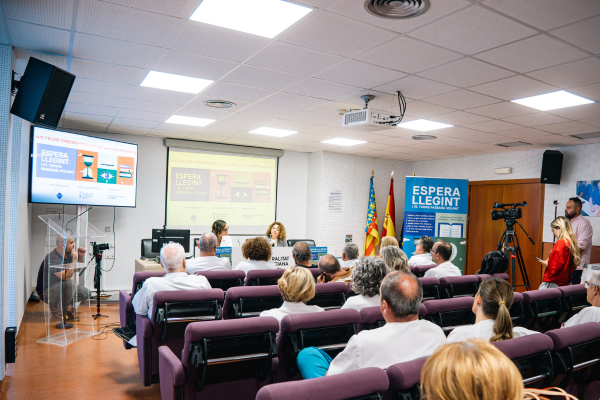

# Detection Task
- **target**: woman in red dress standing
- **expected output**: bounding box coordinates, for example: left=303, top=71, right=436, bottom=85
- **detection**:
left=538, top=216, right=581, bottom=289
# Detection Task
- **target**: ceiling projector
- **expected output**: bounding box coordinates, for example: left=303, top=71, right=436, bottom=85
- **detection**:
left=341, top=94, right=405, bottom=132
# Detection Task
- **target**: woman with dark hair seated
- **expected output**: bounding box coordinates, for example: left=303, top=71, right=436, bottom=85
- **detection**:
left=234, top=237, right=276, bottom=276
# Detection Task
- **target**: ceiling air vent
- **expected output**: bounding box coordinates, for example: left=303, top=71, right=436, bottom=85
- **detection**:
left=495, top=141, right=532, bottom=148
left=570, top=131, right=600, bottom=140
left=412, top=135, right=437, bottom=140
left=204, top=100, right=235, bottom=108
left=364, top=0, right=430, bottom=19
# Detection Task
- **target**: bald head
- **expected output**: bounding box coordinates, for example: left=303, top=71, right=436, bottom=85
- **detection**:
left=292, top=241, right=312, bottom=266
left=318, top=254, right=341, bottom=275
left=380, top=271, right=422, bottom=321
left=199, top=232, right=218, bottom=256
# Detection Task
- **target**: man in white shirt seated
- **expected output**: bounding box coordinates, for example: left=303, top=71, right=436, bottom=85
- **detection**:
left=186, top=232, right=232, bottom=273
left=113, top=242, right=211, bottom=345
left=296, top=271, right=446, bottom=379
left=234, top=237, right=277, bottom=276
left=341, top=243, right=359, bottom=269
left=563, top=271, right=600, bottom=328
left=317, top=254, right=352, bottom=283
left=424, top=240, right=462, bottom=279
left=291, top=242, right=313, bottom=268
left=408, top=236, right=434, bottom=267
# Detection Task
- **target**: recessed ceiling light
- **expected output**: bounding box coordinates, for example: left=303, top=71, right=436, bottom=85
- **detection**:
left=412, top=135, right=437, bottom=140
left=204, top=100, right=236, bottom=108
left=166, top=115, right=215, bottom=127
left=396, top=119, right=453, bottom=131
left=141, top=71, right=213, bottom=94
left=495, top=141, right=531, bottom=148
left=321, top=138, right=367, bottom=146
left=248, top=127, right=297, bottom=137
left=570, top=131, right=600, bottom=140
left=511, top=90, right=594, bottom=111
left=189, top=0, right=312, bottom=39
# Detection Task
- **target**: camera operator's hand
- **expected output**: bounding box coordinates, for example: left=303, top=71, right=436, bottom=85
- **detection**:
left=77, top=247, right=86, bottom=262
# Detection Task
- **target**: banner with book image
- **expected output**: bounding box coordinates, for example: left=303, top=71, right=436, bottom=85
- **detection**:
left=402, top=176, right=469, bottom=273
left=576, top=180, right=600, bottom=216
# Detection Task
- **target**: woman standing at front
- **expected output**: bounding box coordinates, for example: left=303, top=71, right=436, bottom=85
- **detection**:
left=537, top=216, right=581, bottom=289
left=212, top=220, right=232, bottom=247
left=266, top=221, right=287, bottom=247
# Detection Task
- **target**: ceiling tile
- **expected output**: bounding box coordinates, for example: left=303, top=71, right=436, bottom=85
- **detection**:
left=356, top=36, right=462, bottom=73
left=72, top=33, right=159, bottom=68
left=246, top=42, right=344, bottom=76
left=431, top=111, right=491, bottom=126
left=258, top=92, right=328, bottom=110
left=314, top=60, right=406, bottom=89
left=123, top=99, right=180, bottom=114
left=8, top=20, right=70, bottom=55
left=463, top=120, right=522, bottom=132
left=535, top=121, right=597, bottom=134
left=176, top=106, right=235, bottom=120
left=130, top=87, right=196, bottom=104
left=117, top=108, right=171, bottom=122
left=222, top=65, right=305, bottom=91
left=278, top=10, right=398, bottom=57
left=502, top=113, right=569, bottom=127
left=526, top=58, right=600, bottom=88
left=418, top=58, right=515, bottom=88
left=309, top=101, right=362, bottom=116
left=424, top=126, right=487, bottom=138
left=469, top=75, right=558, bottom=101
left=265, top=120, right=324, bottom=134
left=408, top=6, right=536, bottom=54
left=221, top=112, right=280, bottom=127
left=474, top=35, right=588, bottom=73
left=425, top=90, right=501, bottom=109
left=550, top=15, right=600, bottom=54
left=100, top=0, right=197, bottom=18
left=153, top=50, right=239, bottom=81
left=201, top=82, right=275, bottom=103
left=72, top=78, right=134, bottom=97
left=106, top=125, right=151, bottom=135
left=494, top=127, right=552, bottom=142
left=466, top=101, right=537, bottom=119
left=63, top=112, right=114, bottom=124
left=2, top=0, right=74, bottom=29
left=184, top=133, right=228, bottom=143
left=534, top=134, right=583, bottom=146
left=111, top=117, right=159, bottom=129
left=70, top=58, right=146, bottom=84
left=481, top=0, right=600, bottom=31
left=284, top=78, right=362, bottom=101
left=337, top=91, right=397, bottom=110
left=62, top=120, right=108, bottom=132
left=186, top=96, right=252, bottom=110
left=546, top=103, right=600, bottom=120
left=194, top=127, right=240, bottom=138
left=374, top=76, right=457, bottom=100
left=169, top=21, right=270, bottom=62
left=76, top=0, right=177, bottom=45
left=221, top=138, right=267, bottom=147
left=239, top=104, right=299, bottom=119
left=64, top=102, right=119, bottom=117
left=284, top=111, right=341, bottom=127
left=208, top=120, right=260, bottom=133
left=68, top=92, right=125, bottom=108
left=403, top=101, right=457, bottom=118
left=152, top=123, right=200, bottom=133
left=568, top=83, right=600, bottom=102
left=14, top=48, right=68, bottom=76
left=461, top=132, right=516, bottom=144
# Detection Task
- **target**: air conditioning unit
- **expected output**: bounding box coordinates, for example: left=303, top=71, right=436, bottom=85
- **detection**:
left=342, top=108, right=399, bottom=131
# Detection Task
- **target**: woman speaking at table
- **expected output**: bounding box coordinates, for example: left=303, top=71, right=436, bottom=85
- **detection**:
left=212, top=219, right=232, bottom=247
left=266, top=221, right=287, bottom=247
left=537, top=216, right=580, bottom=289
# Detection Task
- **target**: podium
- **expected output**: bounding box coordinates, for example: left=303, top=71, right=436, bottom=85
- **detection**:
left=37, top=213, right=105, bottom=346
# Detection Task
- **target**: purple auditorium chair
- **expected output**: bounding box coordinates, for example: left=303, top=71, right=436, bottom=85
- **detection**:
left=493, top=334, right=554, bottom=389
left=475, top=274, right=491, bottom=283
left=357, top=306, right=385, bottom=332
left=194, top=270, right=245, bottom=292
left=413, top=263, right=436, bottom=278
left=522, top=288, right=562, bottom=332
left=510, top=292, right=525, bottom=327
left=490, top=273, right=510, bottom=281
left=558, top=284, right=590, bottom=324
left=119, top=271, right=167, bottom=350
left=158, top=317, right=279, bottom=400
left=422, top=297, right=475, bottom=336
left=383, top=357, right=428, bottom=400
left=439, top=275, right=479, bottom=299
left=277, top=309, right=360, bottom=382
left=546, top=322, right=600, bottom=399
left=223, top=285, right=282, bottom=319
left=308, top=268, right=321, bottom=282
left=245, top=269, right=285, bottom=286
left=308, top=282, right=348, bottom=310
left=256, top=367, right=389, bottom=400
left=346, top=282, right=357, bottom=297
left=136, top=289, right=224, bottom=386
left=418, top=277, right=440, bottom=300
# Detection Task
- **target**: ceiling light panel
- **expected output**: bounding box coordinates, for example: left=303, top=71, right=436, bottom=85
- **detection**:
left=511, top=90, right=595, bottom=111
left=166, top=115, right=216, bottom=127
left=189, top=0, right=312, bottom=39
left=397, top=119, right=454, bottom=131
left=321, top=138, right=367, bottom=146
left=141, top=71, right=213, bottom=94
left=248, top=127, right=298, bottom=137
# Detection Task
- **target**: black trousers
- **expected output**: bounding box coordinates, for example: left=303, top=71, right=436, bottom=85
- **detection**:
left=572, top=269, right=583, bottom=285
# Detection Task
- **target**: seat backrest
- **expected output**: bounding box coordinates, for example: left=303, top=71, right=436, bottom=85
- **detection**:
left=132, top=270, right=167, bottom=295
left=413, top=264, right=436, bottom=277
left=308, top=282, right=348, bottom=309
left=510, top=292, right=525, bottom=327
left=245, top=269, right=285, bottom=286
left=308, top=267, right=320, bottom=282
left=422, top=297, right=475, bottom=335
left=438, top=276, right=479, bottom=299
left=141, top=238, right=158, bottom=259
left=522, top=288, right=562, bottom=331
left=194, top=270, right=245, bottom=292
left=490, top=273, right=510, bottom=281
left=418, top=277, right=440, bottom=300
left=193, top=238, right=199, bottom=257
left=222, top=285, right=283, bottom=319
left=384, top=358, right=428, bottom=400
left=181, top=317, right=280, bottom=398
left=358, top=306, right=385, bottom=332
left=492, top=334, right=554, bottom=388
left=558, top=284, right=590, bottom=323
left=286, top=239, right=316, bottom=247
left=476, top=274, right=492, bottom=283
left=256, top=367, right=389, bottom=400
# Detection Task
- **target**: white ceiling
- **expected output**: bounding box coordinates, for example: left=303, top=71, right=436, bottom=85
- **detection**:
left=2, top=0, right=600, bottom=161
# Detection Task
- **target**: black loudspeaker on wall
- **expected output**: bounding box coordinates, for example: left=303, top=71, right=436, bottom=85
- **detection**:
left=10, top=57, right=75, bottom=129
left=541, top=150, right=563, bottom=185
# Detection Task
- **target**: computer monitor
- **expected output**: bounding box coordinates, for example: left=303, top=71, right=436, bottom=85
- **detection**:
left=151, top=229, right=190, bottom=253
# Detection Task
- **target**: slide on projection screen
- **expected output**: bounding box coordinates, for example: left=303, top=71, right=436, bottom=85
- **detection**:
left=166, top=148, right=278, bottom=234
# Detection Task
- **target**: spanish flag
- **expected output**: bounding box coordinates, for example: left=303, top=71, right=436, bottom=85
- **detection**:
left=364, top=173, right=379, bottom=256
left=382, top=172, right=395, bottom=238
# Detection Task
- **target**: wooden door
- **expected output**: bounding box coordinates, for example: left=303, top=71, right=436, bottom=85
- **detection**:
left=466, top=180, right=545, bottom=291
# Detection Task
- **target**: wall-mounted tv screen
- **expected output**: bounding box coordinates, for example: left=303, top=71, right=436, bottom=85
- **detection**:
left=29, top=126, right=138, bottom=207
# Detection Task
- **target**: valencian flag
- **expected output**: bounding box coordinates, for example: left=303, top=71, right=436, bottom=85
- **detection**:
left=364, top=172, right=379, bottom=256
left=382, top=172, right=395, bottom=238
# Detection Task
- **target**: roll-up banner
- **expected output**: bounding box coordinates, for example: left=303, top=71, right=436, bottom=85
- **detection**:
left=402, top=177, right=469, bottom=273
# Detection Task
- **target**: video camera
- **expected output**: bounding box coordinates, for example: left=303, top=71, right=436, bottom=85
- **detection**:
left=491, top=201, right=527, bottom=221
left=92, top=242, right=110, bottom=254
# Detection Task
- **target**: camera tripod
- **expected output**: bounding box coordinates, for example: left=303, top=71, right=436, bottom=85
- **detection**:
left=497, top=219, right=534, bottom=291
left=92, top=244, right=109, bottom=320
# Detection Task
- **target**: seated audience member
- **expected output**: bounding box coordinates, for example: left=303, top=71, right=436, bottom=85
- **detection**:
left=317, top=254, right=352, bottom=283
left=297, top=271, right=446, bottom=379
left=537, top=216, right=580, bottom=289
left=266, top=221, right=287, bottom=247
left=341, top=243, right=359, bottom=269
left=380, top=236, right=399, bottom=249
left=421, top=339, right=524, bottom=400
left=292, top=241, right=313, bottom=268
left=186, top=232, right=232, bottom=273
left=447, top=278, right=537, bottom=343
left=408, top=236, right=434, bottom=267
left=113, top=242, right=211, bottom=344
left=424, top=241, right=462, bottom=278
left=563, top=271, right=600, bottom=327
left=381, top=246, right=410, bottom=273
left=260, top=266, right=324, bottom=328
left=342, top=257, right=389, bottom=311
left=234, top=237, right=276, bottom=276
